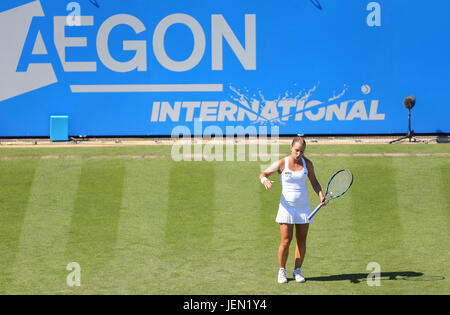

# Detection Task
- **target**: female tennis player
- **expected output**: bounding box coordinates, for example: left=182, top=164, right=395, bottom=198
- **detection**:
left=259, top=136, right=326, bottom=283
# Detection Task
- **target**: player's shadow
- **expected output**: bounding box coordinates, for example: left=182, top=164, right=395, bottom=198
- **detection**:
left=306, top=271, right=429, bottom=284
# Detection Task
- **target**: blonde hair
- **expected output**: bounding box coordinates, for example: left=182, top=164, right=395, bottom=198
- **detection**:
left=291, top=136, right=306, bottom=148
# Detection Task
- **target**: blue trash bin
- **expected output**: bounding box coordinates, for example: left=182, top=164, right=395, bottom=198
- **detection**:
left=50, top=116, right=69, bottom=141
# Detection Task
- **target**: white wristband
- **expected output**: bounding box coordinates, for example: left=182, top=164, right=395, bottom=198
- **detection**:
left=260, top=177, right=268, bottom=185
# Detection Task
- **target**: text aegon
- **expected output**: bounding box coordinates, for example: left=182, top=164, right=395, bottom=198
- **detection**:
left=18, top=13, right=256, bottom=73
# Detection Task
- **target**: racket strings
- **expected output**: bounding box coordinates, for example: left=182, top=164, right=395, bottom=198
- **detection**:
left=327, top=170, right=353, bottom=197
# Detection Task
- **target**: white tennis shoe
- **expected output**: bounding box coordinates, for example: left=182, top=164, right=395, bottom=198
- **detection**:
left=278, top=268, right=288, bottom=283
left=293, top=268, right=306, bottom=282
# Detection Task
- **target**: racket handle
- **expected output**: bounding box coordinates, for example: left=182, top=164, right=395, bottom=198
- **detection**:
left=308, top=203, right=323, bottom=221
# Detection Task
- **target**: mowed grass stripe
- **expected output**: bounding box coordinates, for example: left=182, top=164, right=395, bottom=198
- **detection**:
left=257, top=160, right=282, bottom=290
left=163, top=161, right=215, bottom=293
left=304, top=157, right=364, bottom=294
left=210, top=162, right=264, bottom=294
left=439, top=163, right=450, bottom=225
left=64, top=159, right=125, bottom=289
left=348, top=158, right=407, bottom=278
left=392, top=157, right=450, bottom=293
left=10, top=158, right=82, bottom=293
left=109, top=159, right=171, bottom=294
left=0, top=160, right=39, bottom=291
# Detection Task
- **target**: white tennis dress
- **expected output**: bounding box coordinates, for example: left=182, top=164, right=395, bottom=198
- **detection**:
left=275, top=157, right=313, bottom=224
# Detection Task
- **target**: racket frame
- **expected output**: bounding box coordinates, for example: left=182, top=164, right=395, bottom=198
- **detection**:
left=307, top=169, right=353, bottom=221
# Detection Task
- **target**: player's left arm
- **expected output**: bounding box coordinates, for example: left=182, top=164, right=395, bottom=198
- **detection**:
left=305, top=158, right=326, bottom=204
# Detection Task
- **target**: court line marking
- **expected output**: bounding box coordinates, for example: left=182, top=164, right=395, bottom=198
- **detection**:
left=1, top=153, right=449, bottom=160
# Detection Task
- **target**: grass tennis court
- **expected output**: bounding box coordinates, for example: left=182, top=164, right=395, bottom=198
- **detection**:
left=0, top=143, right=449, bottom=294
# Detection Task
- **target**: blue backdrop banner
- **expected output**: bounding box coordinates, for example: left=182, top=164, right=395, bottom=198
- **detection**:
left=1, top=0, right=449, bottom=136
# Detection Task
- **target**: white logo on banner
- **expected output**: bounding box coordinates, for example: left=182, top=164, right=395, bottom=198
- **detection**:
left=0, top=1, right=57, bottom=101
left=0, top=1, right=385, bottom=125
left=150, top=83, right=385, bottom=123
left=0, top=1, right=256, bottom=100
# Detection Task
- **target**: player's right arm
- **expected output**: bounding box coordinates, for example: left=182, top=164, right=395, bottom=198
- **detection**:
left=259, top=159, right=284, bottom=190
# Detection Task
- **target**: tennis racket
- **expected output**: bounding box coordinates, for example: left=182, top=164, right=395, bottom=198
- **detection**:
left=308, top=169, right=353, bottom=221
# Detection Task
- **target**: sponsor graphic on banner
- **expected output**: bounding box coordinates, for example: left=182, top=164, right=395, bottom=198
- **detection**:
left=0, top=1, right=57, bottom=102
left=0, top=0, right=449, bottom=136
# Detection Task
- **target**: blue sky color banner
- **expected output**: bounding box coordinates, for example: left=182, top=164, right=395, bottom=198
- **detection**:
left=0, top=0, right=449, bottom=136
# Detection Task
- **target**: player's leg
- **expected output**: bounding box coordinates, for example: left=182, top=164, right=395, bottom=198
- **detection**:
left=279, top=223, right=294, bottom=269
left=278, top=223, right=294, bottom=283
left=294, top=223, right=309, bottom=269
left=293, top=223, right=309, bottom=282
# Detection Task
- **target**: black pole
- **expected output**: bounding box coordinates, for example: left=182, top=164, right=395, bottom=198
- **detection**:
left=390, top=95, right=421, bottom=144
left=408, top=108, right=411, bottom=142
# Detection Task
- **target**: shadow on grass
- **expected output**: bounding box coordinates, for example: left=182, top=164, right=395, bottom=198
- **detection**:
left=305, top=271, right=445, bottom=284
